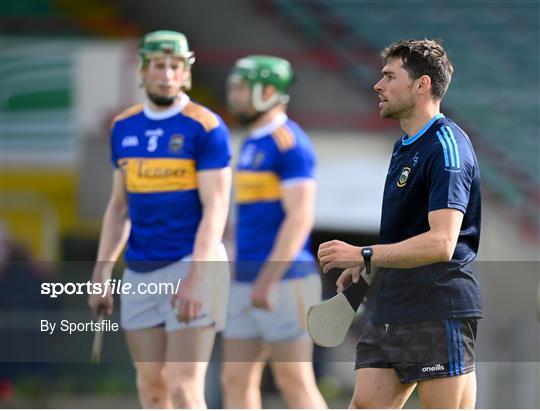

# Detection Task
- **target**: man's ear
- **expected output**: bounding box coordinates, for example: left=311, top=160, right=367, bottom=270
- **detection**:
left=182, top=68, right=192, bottom=90
left=263, top=84, right=277, bottom=101
left=416, top=75, right=432, bottom=95
left=139, top=68, right=146, bottom=87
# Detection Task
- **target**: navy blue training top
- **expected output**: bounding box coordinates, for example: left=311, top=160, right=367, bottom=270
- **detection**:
left=372, top=113, right=483, bottom=324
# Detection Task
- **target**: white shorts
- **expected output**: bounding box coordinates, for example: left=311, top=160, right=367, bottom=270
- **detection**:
left=223, top=274, right=322, bottom=342
left=120, top=244, right=230, bottom=332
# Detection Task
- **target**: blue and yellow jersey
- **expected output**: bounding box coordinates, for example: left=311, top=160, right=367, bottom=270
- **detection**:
left=110, top=94, right=232, bottom=272
left=235, top=113, right=317, bottom=282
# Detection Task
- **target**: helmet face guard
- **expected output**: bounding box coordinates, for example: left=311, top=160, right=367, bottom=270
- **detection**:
left=229, top=55, right=294, bottom=112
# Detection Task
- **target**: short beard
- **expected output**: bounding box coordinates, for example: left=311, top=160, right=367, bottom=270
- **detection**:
left=147, top=92, right=177, bottom=107
left=382, top=100, right=414, bottom=120
left=381, top=107, right=400, bottom=119
left=234, top=111, right=265, bottom=126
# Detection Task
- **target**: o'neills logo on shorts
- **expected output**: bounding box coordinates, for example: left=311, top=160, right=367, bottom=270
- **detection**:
left=421, top=364, right=445, bottom=373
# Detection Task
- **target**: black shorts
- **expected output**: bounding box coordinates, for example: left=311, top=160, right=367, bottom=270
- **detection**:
left=355, top=318, right=479, bottom=384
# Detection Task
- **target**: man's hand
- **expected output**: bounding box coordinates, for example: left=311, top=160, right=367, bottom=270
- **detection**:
left=172, top=269, right=203, bottom=323
left=336, top=265, right=365, bottom=293
left=88, top=283, right=114, bottom=318
left=251, top=277, right=277, bottom=311
left=318, top=240, right=362, bottom=273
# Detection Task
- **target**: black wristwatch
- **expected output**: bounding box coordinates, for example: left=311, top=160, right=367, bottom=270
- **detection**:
left=361, top=247, right=373, bottom=275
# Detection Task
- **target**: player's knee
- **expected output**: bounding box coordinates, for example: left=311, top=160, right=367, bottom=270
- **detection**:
left=135, top=370, right=165, bottom=406
left=350, top=397, right=370, bottom=409
left=349, top=397, right=359, bottom=409
left=221, top=365, right=240, bottom=391
left=352, top=397, right=377, bottom=408
left=221, top=364, right=254, bottom=392
left=349, top=389, right=378, bottom=409
left=164, top=366, right=200, bottom=406
left=273, top=368, right=311, bottom=396
left=166, top=378, right=196, bottom=407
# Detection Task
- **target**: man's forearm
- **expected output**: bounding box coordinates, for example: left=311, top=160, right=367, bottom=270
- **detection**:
left=93, top=204, right=130, bottom=282
left=191, top=204, right=227, bottom=263
left=320, top=226, right=457, bottom=273
left=260, top=213, right=312, bottom=282
left=372, top=230, right=454, bottom=269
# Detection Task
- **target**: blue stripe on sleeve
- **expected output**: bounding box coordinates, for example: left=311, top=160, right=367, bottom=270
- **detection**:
left=436, top=131, right=451, bottom=168
left=444, top=126, right=461, bottom=169
left=441, top=128, right=456, bottom=168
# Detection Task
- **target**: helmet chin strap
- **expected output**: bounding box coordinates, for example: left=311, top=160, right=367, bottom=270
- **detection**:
left=251, top=83, right=289, bottom=112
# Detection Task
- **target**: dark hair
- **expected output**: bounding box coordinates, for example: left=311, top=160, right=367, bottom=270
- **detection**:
left=381, top=39, right=454, bottom=100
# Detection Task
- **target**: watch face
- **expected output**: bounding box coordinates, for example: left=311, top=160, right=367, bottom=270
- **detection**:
left=362, top=248, right=373, bottom=257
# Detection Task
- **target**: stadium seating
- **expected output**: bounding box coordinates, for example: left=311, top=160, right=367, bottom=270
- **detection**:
left=270, top=0, right=539, bottom=231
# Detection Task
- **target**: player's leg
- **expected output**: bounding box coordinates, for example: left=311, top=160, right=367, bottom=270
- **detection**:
left=157, top=251, right=228, bottom=408
left=163, top=325, right=215, bottom=409
left=121, top=266, right=173, bottom=408
left=125, top=327, right=171, bottom=408
left=417, top=371, right=476, bottom=408
left=394, top=318, right=478, bottom=408
left=269, top=338, right=327, bottom=409
left=221, top=338, right=270, bottom=408
left=353, top=320, right=418, bottom=408
left=416, top=318, right=479, bottom=408
left=221, top=278, right=269, bottom=408
left=262, top=275, right=326, bottom=408
left=350, top=367, right=416, bottom=408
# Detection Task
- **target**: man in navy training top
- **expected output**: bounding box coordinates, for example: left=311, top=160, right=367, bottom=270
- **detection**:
left=318, top=39, right=482, bottom=409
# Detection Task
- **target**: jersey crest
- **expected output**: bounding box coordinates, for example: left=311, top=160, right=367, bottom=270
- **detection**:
left=397, top=166, right=411, bottom=188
